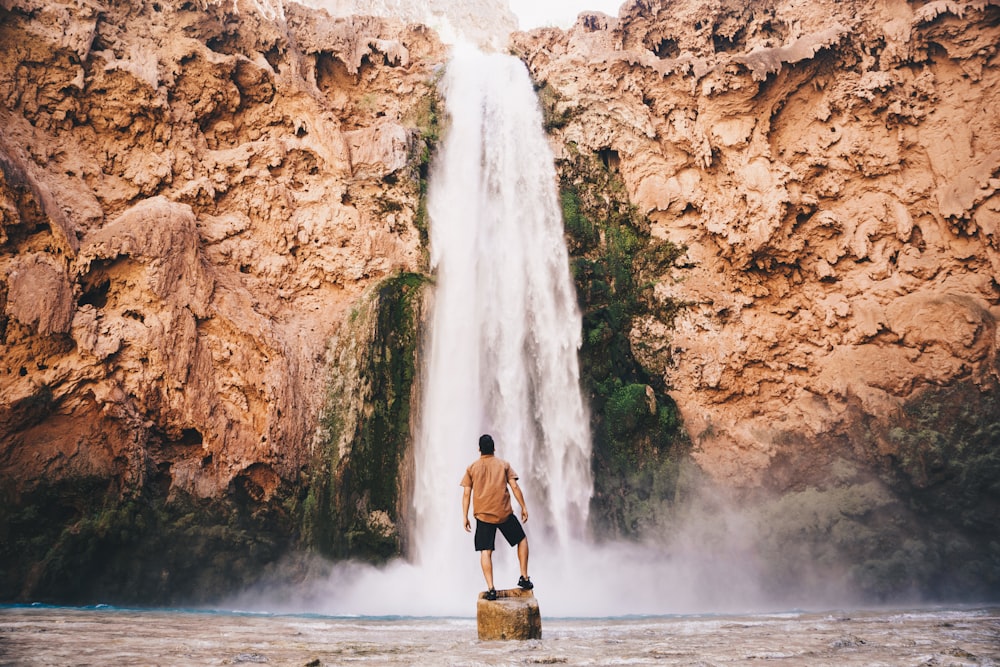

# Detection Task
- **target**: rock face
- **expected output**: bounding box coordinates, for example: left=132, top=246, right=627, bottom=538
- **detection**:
left=477, top=589, right=542, bottom=641
left=513, top=0, right=1000, bottom=597
left=0, top=0, right=442, bottom=602
left=515, top=0, right=1000, bottom=487
left=1, top=0, right=999, bottom=605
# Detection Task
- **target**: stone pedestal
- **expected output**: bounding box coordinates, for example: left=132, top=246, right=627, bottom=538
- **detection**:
left=476, top=588, right=541, bottom=640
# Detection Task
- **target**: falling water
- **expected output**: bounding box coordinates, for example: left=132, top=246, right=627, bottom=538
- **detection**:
left=413, top=44, right=593, bottom=579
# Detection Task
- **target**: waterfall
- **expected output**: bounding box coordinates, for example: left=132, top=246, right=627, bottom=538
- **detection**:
left=235, top=45, right=775, bottom=618
left=412, top=44, right=593, bottom=583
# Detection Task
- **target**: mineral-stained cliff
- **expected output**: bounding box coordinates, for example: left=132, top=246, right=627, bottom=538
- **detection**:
left=0, top=0, right=442, bottom=602
left=2, top=0, right=999, bottom=606
left=515, top=0, right=1000, bottom=597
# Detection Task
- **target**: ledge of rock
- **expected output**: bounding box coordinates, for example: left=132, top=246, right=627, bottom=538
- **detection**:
left=476, top=589, right=541, bottom=641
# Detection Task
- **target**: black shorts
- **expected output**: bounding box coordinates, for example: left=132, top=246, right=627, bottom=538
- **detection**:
left=474, top=514, right=526, bottom=551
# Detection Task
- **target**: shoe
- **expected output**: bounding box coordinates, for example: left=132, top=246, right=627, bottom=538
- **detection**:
left=517, top=576, right=533, bottom=590
left=485, top=588, right=497, bottom=601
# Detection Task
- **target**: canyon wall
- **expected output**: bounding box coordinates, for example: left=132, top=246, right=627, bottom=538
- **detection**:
left=2, top=0, right=999, bottom=605
left=0, top=0, right=440, bottom=602
left=515, top=0, right=1000, bottom=597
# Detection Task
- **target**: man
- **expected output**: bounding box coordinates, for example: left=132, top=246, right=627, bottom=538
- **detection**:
left=461, top=433, right=533, bottom=600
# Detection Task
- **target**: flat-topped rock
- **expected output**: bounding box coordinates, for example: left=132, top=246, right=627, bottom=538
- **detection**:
left=476, top=588, right=541, bottom=640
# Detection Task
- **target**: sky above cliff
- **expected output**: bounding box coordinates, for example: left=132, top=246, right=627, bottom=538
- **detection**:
left=510, top=0, right=625, bottom=28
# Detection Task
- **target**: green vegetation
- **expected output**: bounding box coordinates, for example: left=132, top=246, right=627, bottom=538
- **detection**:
left=536, top=82, right=580, bottom=131
left=556, top=146, right=690, bottom=539
left=0, top=476, right=294, bottom=604
left=302, top=272, right=428, bottom=562
left=405, top=78, right=443, bottom=249
left=746, top=384, right=1000, bottom=603
left=882, top=382, right=1000, bottom=597
left=889, top=383, right=1000, bottom=515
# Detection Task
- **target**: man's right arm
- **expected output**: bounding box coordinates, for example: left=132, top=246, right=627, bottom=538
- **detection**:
left=462, top=486, right=472, bottom=532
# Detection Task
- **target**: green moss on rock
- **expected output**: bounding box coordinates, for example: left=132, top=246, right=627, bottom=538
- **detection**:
left=0, top=476, right=296, bottom=605
left=556, top=147, right=690, bottom=539
left=882, top=382, right=1000, bottom=597
left=303, top=272, right=428, bottom=562
left=404, top=77, right=443, bottom=249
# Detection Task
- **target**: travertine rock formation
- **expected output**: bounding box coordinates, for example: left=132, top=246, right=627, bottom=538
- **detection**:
left=511, top=1, right=1000, bottom=599
left=2, top=0, right=999, bottom=604
left=0, top=0, right=442, bottom=600
left=515, top=0, right=1000, bottom=489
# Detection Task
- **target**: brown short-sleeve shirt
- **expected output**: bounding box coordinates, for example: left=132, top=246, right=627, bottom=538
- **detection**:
left=460, top=454, right=518, bottom=524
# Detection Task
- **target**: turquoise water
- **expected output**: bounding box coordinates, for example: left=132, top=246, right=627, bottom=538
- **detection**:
left=1, top=604, right=998, bottom=665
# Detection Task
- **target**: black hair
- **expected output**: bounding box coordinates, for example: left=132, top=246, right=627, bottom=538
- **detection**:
left=479, top=433, right=495, bottom=454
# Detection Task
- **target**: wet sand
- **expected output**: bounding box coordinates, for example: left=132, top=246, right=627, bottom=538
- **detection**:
left=1, top=605, right=998, bottom=666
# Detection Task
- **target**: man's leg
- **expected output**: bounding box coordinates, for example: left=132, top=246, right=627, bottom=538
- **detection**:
left=516, top=537, right=529, bottom=579
left=497, top=515, right=530, bottom=586
left=480, top=549, right=495, bottom=590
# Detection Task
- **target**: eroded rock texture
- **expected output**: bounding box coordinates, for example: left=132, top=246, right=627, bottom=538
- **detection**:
left=2, top=0, right=999, bottom=605
left=515, top=0, right=1000, bottom=596
left=0, top=0, right=441, bottom=602
left=518, top=0, right=1000, bottom=484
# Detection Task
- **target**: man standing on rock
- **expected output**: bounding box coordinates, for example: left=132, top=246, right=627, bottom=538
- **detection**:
left=461, top=434, right=533, bottom=600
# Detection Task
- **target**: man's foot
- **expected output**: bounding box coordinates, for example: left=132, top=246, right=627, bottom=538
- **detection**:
left=517, top=576, right=533, bottom=591
left=485, top=588, right=497, bottom=601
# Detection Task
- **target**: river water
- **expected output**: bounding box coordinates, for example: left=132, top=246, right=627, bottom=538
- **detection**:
left=2, top=604, right=998, bottom=666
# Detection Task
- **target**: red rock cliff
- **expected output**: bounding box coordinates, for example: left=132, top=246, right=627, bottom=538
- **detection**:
left=0, top=0, right=441, bottom=602
left=2, top=0, right=998, bottom=603
left=511, top=0, right=1000, bottom=599
left=515, top=0, right=1000, bottom=488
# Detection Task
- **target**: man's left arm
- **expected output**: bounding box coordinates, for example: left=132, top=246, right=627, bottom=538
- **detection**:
left=509, top=479, right=528, bottom=523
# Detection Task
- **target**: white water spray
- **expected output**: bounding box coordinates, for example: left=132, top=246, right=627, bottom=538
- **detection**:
left=412, top=44, right=592, bottom=587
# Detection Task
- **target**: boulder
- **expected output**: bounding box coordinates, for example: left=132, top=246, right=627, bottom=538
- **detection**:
left=476, top=588, right=541, bottom=641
